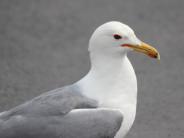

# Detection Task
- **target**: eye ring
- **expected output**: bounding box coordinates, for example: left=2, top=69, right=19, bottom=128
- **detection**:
left=113, top=34, right=122, bottom=40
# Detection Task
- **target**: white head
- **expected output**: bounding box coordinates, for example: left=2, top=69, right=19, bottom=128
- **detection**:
left=89, top=21, right=159, bottom=59
left=79, top=22, right=160, bottom=138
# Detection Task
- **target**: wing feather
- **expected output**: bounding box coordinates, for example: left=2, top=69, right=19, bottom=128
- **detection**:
left=0, top=109, right=123, bottom=138
left=0, top=85, right=123, bottom=138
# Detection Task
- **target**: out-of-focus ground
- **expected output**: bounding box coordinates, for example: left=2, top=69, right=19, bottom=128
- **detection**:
left=0, top=0, right=183, bottom=138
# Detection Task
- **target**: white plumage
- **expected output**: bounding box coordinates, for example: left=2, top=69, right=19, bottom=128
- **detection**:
left=78, top=21, right=159, bottom=138
left=0, top=21, right=159, bottom=138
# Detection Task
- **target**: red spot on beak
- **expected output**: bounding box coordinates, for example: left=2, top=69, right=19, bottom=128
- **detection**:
left=121, top=44, right=132, bottom=47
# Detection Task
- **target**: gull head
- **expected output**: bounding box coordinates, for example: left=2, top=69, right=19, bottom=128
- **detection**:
left=89, top=21, right=160, bottom=59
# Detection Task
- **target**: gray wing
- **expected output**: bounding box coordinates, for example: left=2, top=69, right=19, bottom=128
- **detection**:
left=0, top=85, right=123, bottom=138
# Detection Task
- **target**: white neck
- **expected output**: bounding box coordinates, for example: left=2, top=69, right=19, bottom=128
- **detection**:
left=77, top=51, right=137, bottom=107
left=77, top=51, right=138, bottom=138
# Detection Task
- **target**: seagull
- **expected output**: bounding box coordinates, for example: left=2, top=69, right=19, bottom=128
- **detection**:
left=0, top=21, right=160, bottom=138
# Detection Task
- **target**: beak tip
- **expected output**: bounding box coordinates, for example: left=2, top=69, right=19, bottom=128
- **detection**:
left=157, top=53, right=160, bottom=60
left=156, top=53, right=160, bottom=60
left=157, top=56, right=160, bottom=61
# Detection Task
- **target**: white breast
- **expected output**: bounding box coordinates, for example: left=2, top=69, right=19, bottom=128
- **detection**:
left=98, top=73, right=137, bottom=138
left=77, top=56, right=137, bottom=138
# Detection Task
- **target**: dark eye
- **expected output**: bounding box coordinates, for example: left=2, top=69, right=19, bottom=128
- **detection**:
left=113, top=34, right=122, bottom=40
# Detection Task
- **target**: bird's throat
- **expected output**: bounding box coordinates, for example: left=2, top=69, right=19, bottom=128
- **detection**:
left=77, top=54, right=138, bottom=138
left=77, top=54, right=137, bottom=106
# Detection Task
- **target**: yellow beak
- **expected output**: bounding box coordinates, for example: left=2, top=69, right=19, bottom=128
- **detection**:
left=122, top=42, right=160, bottom=60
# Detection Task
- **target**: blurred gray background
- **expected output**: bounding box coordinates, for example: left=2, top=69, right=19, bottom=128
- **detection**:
left=0, top=0, right=183, bottom=138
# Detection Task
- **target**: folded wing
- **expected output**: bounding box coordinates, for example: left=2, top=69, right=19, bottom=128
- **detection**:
left=0, top=85, right=123, bottom=138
